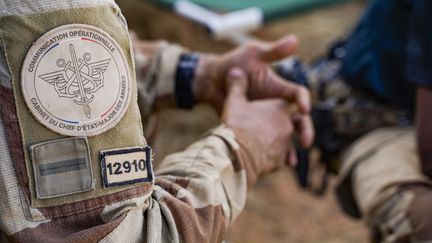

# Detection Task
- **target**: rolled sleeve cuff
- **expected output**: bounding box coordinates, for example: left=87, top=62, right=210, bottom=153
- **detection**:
left=156, top=44, right=185, bottom=98
left=207, top=125, right=240, bottom=153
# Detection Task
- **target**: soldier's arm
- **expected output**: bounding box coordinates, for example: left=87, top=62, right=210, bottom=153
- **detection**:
left=150, top=69, right=296, bottom=241
left=134, top=35, right=309, bottom=112
left=415, top=87, right=432, bottom=178
left=134, top=36, right=313, bottom=152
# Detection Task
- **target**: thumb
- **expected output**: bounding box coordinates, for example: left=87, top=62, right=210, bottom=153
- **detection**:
left=226, top=68, right=248, bottom=103
left=260, top=35, right=299, bottom=62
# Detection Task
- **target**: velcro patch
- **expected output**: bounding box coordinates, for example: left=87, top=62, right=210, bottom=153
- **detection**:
left=100, top=147, right=153, bottom=188
left=30, top=137, right=94, bottom=199
left=21, top=24, right=131, bottom=137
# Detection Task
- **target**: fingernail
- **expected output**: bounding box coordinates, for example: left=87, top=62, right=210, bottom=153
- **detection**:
left=278, top=35, right=298, bottom=50
left=228, top=68, right=244, bottom=78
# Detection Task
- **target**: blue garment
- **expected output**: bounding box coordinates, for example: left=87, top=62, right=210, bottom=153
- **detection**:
left=341, top=0, right=432, bottom=111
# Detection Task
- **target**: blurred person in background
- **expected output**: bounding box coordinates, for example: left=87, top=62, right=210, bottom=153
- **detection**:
left=0, top=0, right=313, bottom=242
left=300, top=0, right=432, bottom=242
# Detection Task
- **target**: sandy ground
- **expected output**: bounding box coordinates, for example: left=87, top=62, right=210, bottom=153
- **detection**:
left=118, top=0, right=369, bottom=242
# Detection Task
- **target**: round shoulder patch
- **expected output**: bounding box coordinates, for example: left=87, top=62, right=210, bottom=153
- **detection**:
left=21, top=24, right=131, bottom=137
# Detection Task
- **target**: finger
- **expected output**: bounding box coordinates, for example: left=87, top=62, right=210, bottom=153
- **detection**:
left=293, top=114, right=315, bottom=148
left=259, top=35, right=299, bottom=62
left=253, top=69, right=311, bottom=113
left=226, top=68, right=248, bottom=103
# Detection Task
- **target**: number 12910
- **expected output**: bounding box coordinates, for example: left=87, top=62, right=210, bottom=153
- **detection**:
left=107, top=159, right=146, bottom=175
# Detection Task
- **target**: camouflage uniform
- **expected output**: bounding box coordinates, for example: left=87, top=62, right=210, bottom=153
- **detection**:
left=0, top=1, right=266, bottom=242
left=309, top=71, right=432, bottom=242
left=323, top=0, right=432, bottom=240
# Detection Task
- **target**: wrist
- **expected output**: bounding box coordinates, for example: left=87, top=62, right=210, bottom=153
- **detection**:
left=226, top=125, right=267, bottom=188
left=193, top=53, right=220, bottom=102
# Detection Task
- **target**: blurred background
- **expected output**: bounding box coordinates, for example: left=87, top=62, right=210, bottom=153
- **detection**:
left=117, top=0, right=369, bottom=242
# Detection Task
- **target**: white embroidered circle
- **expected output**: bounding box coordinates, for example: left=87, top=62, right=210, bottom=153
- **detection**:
left=21, top=24, right=131, bottom=137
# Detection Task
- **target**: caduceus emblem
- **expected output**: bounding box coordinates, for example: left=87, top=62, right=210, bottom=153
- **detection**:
left=39, top=44, right=111, bottom=118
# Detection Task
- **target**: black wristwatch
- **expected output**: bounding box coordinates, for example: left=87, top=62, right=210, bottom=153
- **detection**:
left=175, top=53, right=199, bottom=109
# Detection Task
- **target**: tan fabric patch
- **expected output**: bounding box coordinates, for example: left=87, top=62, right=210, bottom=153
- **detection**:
left=30, top=137, right=94, bottom=199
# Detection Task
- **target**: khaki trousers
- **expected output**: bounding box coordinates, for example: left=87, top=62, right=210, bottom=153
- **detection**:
left=336, top=127, right=432, bottom=242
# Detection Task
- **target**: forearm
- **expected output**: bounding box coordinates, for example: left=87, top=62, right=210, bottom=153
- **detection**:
left=154, top=124, right=267, bottom=228
left=155, top=125, right=244, bottom=225
left=192, top=53, right=220, bottom=105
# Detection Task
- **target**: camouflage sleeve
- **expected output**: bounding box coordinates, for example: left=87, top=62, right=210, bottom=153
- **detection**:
left=93, top=124, right=266, bottom=243
left=144, top=125, right=264, bottom=242
left=135, top=40, right=186, bottom=119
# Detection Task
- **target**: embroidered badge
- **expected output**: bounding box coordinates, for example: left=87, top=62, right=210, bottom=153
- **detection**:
left=21, top=24, right=131, bottom=136
left=100, top=147, right=153, bottom=188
